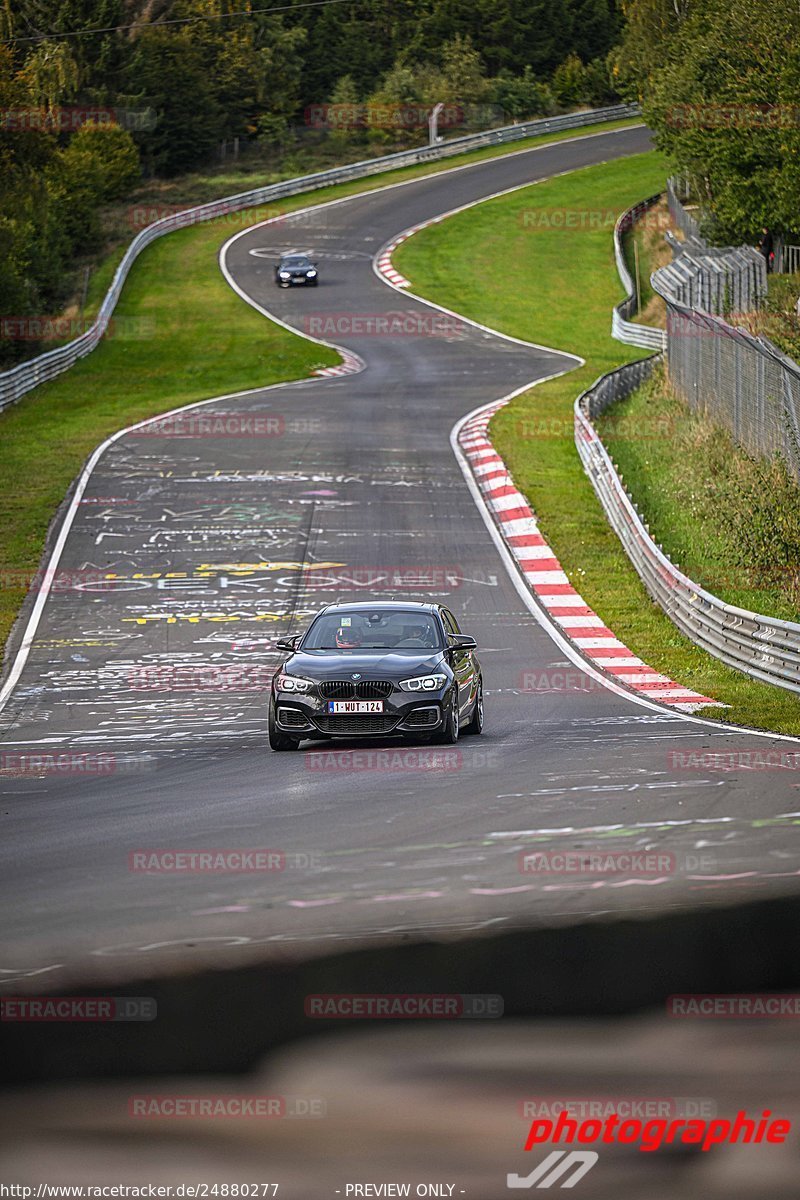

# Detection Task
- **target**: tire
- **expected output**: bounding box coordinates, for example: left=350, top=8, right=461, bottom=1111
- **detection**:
left=463, top=678, right=484, bottom=735
left=434, top=693, right=460, bottom=745
left=268, top=706, right=300, bottom=751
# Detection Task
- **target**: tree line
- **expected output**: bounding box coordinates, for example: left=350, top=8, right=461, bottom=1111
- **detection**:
left=0, top=0, right=622, bottom=363
left=614, top=0, right=800, bottom=244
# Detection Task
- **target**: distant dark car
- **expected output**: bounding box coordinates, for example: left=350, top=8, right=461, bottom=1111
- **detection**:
left=269, top=601, right=483, bottom=750
left=275, top=252, right=318, bottom=287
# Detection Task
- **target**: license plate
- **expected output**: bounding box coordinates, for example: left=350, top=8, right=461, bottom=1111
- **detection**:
left=327, top=700, right=384, bottom=714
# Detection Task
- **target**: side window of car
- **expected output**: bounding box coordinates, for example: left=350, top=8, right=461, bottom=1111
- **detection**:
left=442, top=609, right=460, bottom=635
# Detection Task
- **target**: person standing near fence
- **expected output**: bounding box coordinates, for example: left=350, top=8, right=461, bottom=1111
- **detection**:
left=758, top=227, right=774, bottom=273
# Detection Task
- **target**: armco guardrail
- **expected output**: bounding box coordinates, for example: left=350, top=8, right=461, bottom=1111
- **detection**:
left=0, top=103, right=639, bottom=415
left=611, top=194, right=666, bottom=351
left=655, top=246, right=767, bottom=315
left=666, top=176, right=702, bottom=245
left=661, top=176, right=767, bottom=313
left=575, top=358, right=800, bottom=695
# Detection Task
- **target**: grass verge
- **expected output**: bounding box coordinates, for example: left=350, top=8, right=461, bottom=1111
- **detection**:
left=0, top=117, right=640, bottom=660
left=394, top=151, right=800, bottom=735
left=621, top=195, right=670, bottom=328
left=599, top=363, right=800, bottom=622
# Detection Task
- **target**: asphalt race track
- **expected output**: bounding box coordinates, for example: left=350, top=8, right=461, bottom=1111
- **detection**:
left=2, top=123, right=800, bottom=989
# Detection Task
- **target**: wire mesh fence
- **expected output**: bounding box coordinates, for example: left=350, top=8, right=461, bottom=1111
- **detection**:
left=660, top=301, right=800, bottom=482
left=575, top=360, right=800, bottom=695
left=665, top=177, right=702, bottom=244
left=651, top=179, right=800, bottom=482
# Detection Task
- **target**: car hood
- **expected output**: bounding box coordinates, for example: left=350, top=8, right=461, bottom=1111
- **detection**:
left=283, top=650, right=445, bottom=680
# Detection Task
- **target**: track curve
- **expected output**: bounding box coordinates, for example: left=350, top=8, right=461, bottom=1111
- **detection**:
left=2, top=124, right=800, bottom=989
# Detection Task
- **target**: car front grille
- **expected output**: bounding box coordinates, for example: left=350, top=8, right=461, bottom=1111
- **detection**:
left=314, top=715, right=400, bottom=735
left=357, top=680, right=393, bottom=698
left=319, top=680, right=394, bottom=699
left=319, top=680, right=353, bottom=698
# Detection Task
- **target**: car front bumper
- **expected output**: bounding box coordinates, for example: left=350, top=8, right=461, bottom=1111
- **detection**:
left=272, top=690, right=450, bottom=738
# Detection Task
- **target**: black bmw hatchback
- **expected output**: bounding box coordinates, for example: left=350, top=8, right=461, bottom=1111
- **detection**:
left=268, top=601, right=483, bottom=751
left=275, top=252, right=318, bottom=287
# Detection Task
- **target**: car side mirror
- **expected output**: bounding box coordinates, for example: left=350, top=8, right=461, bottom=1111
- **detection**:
left=449, top=634, right=477, bottom=650
left=276, top=636, right=299, bottom=652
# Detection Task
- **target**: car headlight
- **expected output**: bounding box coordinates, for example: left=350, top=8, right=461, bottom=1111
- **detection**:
left=276, top=673, right=315, bottom=693
left=399, top=673, right=448, bottom=692
left=306, top=269, right=317, bottom=277
left=279, top=271, right=291, bottom=279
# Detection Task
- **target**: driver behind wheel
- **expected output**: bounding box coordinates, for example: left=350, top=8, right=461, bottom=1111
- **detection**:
left=335, top=621, right=362, bottom=649
left=399, top=622, right=435, bottom=647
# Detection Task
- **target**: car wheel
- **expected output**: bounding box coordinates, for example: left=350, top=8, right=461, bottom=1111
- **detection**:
left=464, top=678, right=484, bottom=735
left=435, top=693, right=460, bottom=744
left=268, top=707, right=300, bottom=751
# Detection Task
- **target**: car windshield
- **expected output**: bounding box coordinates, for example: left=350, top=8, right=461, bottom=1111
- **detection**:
left=302, top=610, right=442, bottom=650
left=282, top=256, right=311, bottom=267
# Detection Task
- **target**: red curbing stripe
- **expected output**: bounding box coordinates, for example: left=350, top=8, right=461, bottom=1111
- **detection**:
left=455, top=415, right=720, bottom=712
left=583, top=644, right=638, bottom=658
left=507, top=534, right=550, bottom=548
left=546, top=605, right=595, bottom=617
left=497, top=505, right=535, bottom=523
left=380, top=223, right=720, bottom=714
